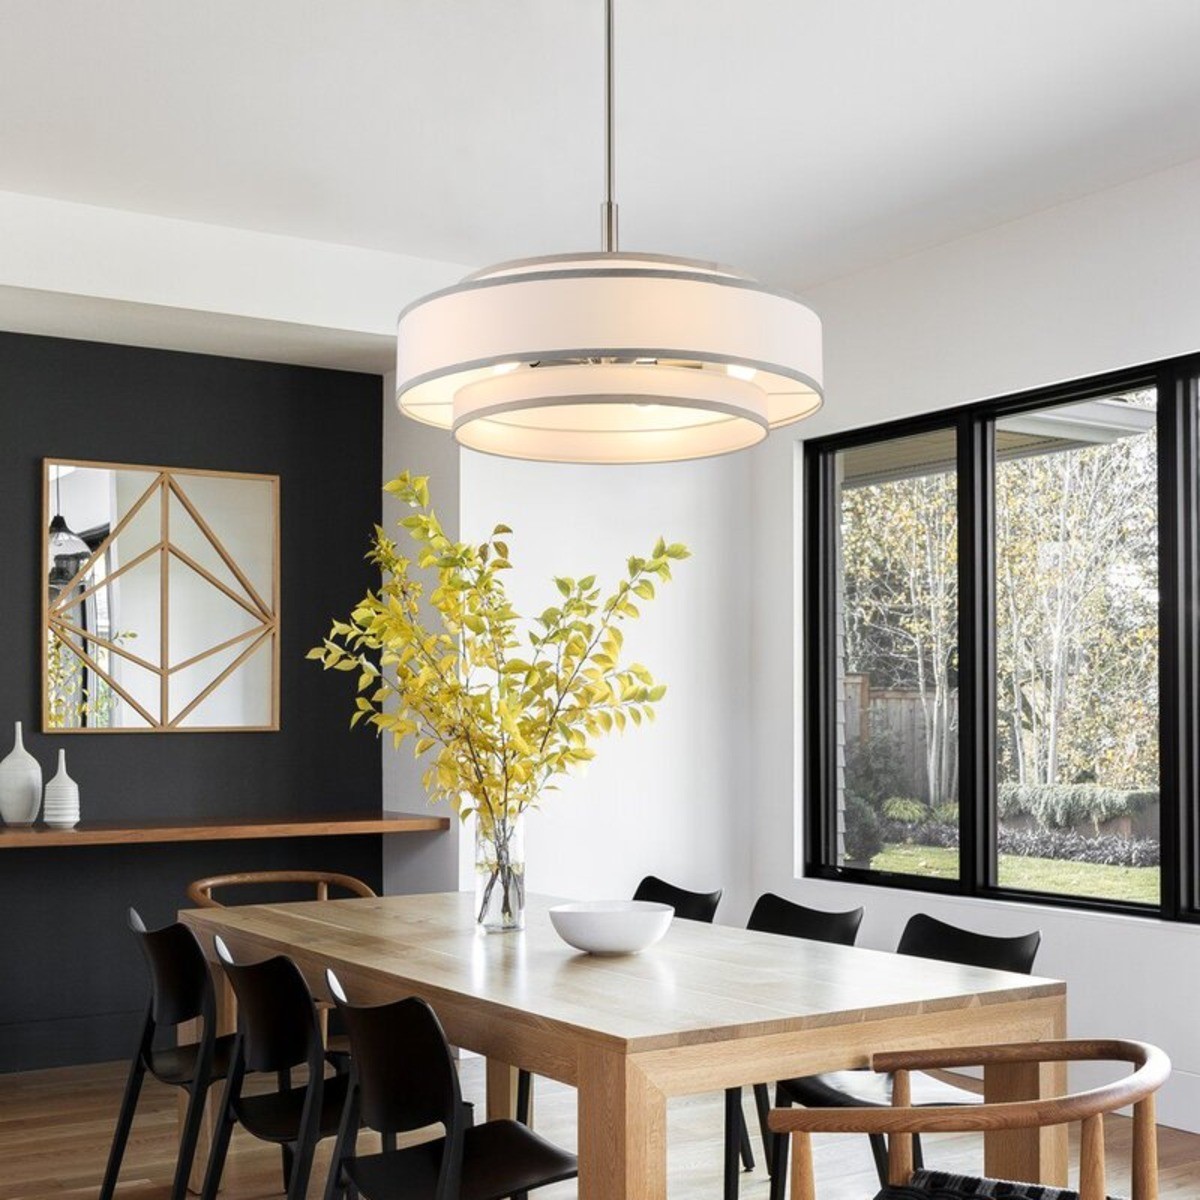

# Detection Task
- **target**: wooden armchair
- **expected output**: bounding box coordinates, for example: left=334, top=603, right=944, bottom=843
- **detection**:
left=185, top=869, right=377, bottom=908
left=186, top=870, right=377, bottom=1047
left=768, top=1039, right=1169, bottom=1200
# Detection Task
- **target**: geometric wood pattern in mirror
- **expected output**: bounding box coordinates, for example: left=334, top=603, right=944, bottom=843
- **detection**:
left=43, top=459, right=280, bottom=732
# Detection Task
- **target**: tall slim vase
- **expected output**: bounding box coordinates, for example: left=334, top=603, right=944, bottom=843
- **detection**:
left=0, top=722, right=42, bottom=827
left=43, top=749, right=80, bottom=830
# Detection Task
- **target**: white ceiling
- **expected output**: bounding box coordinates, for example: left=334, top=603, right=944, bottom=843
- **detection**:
left=3, top=1, right=1200, bottom=293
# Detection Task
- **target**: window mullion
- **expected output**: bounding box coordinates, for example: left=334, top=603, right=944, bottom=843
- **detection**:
left=958, top=414, right=995, bottom=896
left=1157, top=365, right=1196, bottom=920
left=804, top=443, right=838, bottom=872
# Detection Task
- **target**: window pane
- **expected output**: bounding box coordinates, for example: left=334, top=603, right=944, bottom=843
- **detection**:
left=835, top=429, right=959, bottom=880
left=994, top=390, right=1159, bottom=904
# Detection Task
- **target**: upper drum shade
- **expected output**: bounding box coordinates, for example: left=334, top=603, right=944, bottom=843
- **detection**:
left=395, top=253, right=823, bottom=465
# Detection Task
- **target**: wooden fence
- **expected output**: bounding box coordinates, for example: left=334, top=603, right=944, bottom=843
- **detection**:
left=843, top=673, right=958, bottom=804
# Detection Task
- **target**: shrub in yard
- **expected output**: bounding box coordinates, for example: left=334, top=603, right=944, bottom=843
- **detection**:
left=998, top=828, right=1160, bottom=868
left=933, top=802, right=958, bottom=825
left=997, top=783, right=1158, bottom=831
left=883, top=797, right=928, bottom=824
left=846, top=729, right=912, bottom=808
left=844, top=794, right=884, bottom=863
left=881, top=818, right=958, bottom=848
left=879, top=819, right=1160, bottom=868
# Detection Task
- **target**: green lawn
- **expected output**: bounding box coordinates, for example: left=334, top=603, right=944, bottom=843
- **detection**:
left=870, top=844, right=1160, bottom=905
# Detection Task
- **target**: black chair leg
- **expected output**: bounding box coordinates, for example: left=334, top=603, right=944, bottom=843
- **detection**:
left=199, top=1091, right=238, bottom=1200
left=724, top=1088, right=743, bottom=1200
left=913, top=1132, right=925, bottom=1170
left=382, top=1132, right=397, bottom=1152
left=869, top=1132, right=889, bottom=1187
left=739, top=1105, right=755, bottom=1170
left=753, top=1082, right=773, bottom=1175
left=286, top=1065, right=327, bottom=1200
left=768, top=1087, right=792, bottom=1200
left=322, top=1156, right=347, bottom=1200
left=99, top=1055, right=145, bottom=1200
left=324, top=1077, right=360, bottom=1200
left=516, top=1068, right=532, bottom=1126
left=170, top=1076, right=209, bottom=1200
left=278, top=1067, right=295, bottom=1190
left=287, top=1136, right=318, bottom=1200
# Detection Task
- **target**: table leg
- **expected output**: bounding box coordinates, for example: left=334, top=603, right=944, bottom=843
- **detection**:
left=982, top=997, right=1069, bottom=1187
left=179, top=965, right=236, bottom=1194
left=486, top=1057, right=521, bottom=1121
left=578, top=1047, right=667, bottom=1200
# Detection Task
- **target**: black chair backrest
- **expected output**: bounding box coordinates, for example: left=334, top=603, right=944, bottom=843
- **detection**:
left=633, top=875, right=722, bottom=922
left=897, top=912, right=1041, bottom=974
left=128, top=907, right=212, bottom=1027
left=747, top=893, right=864, bottom=946
left=332, top=988, right=462, bottom=1136
left=219, top=950, right=321, bottom=1072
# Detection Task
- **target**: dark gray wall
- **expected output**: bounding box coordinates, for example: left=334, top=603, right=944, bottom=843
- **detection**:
left=0, top=332, right=386, bottom=1070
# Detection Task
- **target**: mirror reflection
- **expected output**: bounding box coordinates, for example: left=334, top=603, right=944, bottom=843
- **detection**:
left=44, top=460, right=279, bottom=732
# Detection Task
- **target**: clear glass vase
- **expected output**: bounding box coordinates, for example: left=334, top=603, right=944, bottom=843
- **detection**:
left=475, top=813, right=526, bottom=932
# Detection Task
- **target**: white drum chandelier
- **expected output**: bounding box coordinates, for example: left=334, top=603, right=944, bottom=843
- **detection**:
left=396, top=2, right=823, bottom=465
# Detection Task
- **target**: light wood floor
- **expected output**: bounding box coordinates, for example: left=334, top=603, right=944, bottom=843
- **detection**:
left=2, top=1056, right=1198, bottom=1199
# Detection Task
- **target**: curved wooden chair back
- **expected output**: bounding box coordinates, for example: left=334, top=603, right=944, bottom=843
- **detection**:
left=769, top=1039, right=1169, bottom=1200
left=186, top=870, right=377, bottom=909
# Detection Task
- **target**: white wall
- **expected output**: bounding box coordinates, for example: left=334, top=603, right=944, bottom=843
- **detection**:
left=0, top=190, right=467, bottom=370
left=380, top=372, right=473, bottom=896
left=750, top=156, right=1200, bottom=1131
left=458, top=450, right=755, bottom=917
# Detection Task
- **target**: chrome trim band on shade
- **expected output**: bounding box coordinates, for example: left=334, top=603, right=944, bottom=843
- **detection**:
left=459, top=250, right=756, bottom=283
left=454, top=420, right=769, bottom=464
left=450, top=363, right=770, bottom=434
left=399, top=352, right=822, bottom=418
left=397, top=263, right=819, bottom=323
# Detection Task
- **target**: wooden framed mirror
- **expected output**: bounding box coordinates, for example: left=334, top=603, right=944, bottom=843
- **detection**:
left=43, top=459, right=280, bottom=732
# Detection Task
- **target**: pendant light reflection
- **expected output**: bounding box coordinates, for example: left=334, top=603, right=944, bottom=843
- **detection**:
left=48, top=469, right=92, bottom=601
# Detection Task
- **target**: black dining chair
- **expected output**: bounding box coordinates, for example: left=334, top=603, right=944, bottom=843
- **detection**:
left=200, top=937, right=352, bottom=1200
left=633, top=873, right=724, bottom=921
left=769, top=912, right=1042, bottom=1196
left=723, top=894, right=866, bottom=1200
left=323, top=969, right=578, bottom=1200
left=100, top=908, right=236, bottom=1200
left=515, top=873, right=724, bottom=1129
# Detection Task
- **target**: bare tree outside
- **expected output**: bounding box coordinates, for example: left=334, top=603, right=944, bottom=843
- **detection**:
left=836, top=395, right=1159, bottom=904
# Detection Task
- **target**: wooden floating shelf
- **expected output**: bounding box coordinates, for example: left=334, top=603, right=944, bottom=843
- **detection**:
left=0, top=810, right=449, bottom=849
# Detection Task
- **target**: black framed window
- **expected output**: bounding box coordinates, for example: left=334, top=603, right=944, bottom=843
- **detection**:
left=805, top=357, right=1200, bottom=921
left=835, top=428, right=961, bottom=882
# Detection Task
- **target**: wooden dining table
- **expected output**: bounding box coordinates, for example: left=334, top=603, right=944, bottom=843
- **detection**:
left=180, top=891, right=1068, bottom=1199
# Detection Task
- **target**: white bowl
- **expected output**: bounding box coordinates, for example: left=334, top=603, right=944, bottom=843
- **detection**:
left=549, top=900, right=674, bottom=955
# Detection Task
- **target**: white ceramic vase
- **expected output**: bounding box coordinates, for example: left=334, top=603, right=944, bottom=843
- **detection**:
left=0, top=722, right=43, bottom=826
left=43, top=749, right=80, bottom=830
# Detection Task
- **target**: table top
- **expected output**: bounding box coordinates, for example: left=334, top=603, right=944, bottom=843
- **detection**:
left=182, top=891, right=1064, bottom=1053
